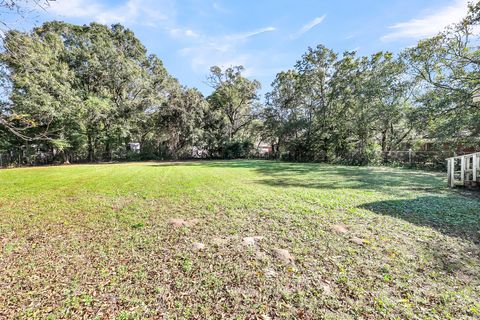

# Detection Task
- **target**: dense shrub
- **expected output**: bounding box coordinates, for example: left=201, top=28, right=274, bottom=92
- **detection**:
left=223, top=140, right=253, bottom=159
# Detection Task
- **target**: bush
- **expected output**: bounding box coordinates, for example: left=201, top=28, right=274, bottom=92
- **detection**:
left=222, top=140, right=253, bottom=159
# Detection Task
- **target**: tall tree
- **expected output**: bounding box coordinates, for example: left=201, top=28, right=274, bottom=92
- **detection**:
left=1, top=28, right=80, bottom=162
left=1, top=21, right=173, bottom=162
left=157, top=86, right=206, bottom=159
left=207, top=66, right=260, bottom=141
left=402, top=6, right=480, bottom=149
left=264, top=47, right=416, bottom=164
left=0, top=0, right=56, bottom=144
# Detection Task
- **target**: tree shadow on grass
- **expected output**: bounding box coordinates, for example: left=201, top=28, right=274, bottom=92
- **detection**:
left=360, top=196, right=480, bottom=278
left=199, top=160, right=450, bottom=197
left=200, top=161, right=480, bottom=241
left=156, top=161, right=480, bottom=276
left=359, top=196, right=480, bottom=244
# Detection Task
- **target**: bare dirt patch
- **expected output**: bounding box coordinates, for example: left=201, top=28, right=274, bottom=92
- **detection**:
left=168, top=218, right=199, bottom=228
left=272, top=248, right=294, bottom=263
left=331, top=224, right=348, bottom=233
left=242, top=236, right=264, bottom=246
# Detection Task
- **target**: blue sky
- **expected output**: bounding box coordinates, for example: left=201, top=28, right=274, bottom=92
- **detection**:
left=25, top=0, right=472, bottom=96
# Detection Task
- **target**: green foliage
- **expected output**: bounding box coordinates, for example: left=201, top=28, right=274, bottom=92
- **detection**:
left=401, top=13, right=480, bottom=151
left=263, top=4, right=480, bottom=164
left=206, top=65, right=260, bottom=153
left=157, top=87, right=207, bottom=159
left=0, top=21, right=176, bottom=162
left=222, top=140, right=253, bottom=159
left=0, top=23, right=262, bottom=162
left=1, top=3, right=479, bottom=165
left=264, top=47, right=414, bottom=164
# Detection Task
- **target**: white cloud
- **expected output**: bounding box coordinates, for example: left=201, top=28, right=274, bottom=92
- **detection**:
left=227, top=27, right=276, bottom=40
left=381, top=0, right=469, bottom=42
left=291, top=15, right=326, bottom=38
left=48, top=0, right=276, bottom=81
left=344, top=32, right=358, bottom=40
left=168, top=28, right=200, bottom=39
left=169, top=26, right=275, bottom=43
left=179, top=42, right=249, bottom=74
left=177, top=26, right=277, bottom=76
left=49, top=0, right=174, bottom=27
left=299, top=15, right=326, bottom=34
left=212, top=2, right=230, bottom=14
left=48, top=0, right=103, bottom=19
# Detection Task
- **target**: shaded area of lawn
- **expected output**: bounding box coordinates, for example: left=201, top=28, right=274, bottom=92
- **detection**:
left=360, top=196, right=480, bottom=244
left=201, top=160, right=480, bottom=243
left=200, top=160, right=448, bottom=196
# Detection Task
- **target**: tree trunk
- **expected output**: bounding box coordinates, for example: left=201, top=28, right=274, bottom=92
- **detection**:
left=104, top=141, right=112, bottom=161
left=380, top=129, right=389, bottom=163
left=87, top=134, right=94, bottom=162
left=62, top=149, right=70, bottom=164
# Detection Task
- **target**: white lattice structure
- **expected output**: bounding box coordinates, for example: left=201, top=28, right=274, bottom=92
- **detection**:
left=446, top=152, right=480, bottom=188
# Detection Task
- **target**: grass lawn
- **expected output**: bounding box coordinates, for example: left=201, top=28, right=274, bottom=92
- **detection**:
left=0, top=160, right=479, bottom=319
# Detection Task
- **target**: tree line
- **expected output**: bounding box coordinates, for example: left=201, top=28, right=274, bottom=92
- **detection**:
left=0, top=3, right=479, bottom=166
left=0, top=22, right=261, bottom=163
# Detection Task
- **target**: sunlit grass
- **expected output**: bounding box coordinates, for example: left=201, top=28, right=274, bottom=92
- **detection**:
left=1, top=160, right=479, bottom=319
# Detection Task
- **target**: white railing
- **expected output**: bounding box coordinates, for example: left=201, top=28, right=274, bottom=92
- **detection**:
left=446, top=152, right=480, bottom=187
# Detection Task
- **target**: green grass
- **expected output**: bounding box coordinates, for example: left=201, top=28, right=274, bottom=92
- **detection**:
left=0, top=160, right=479, bottom=319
